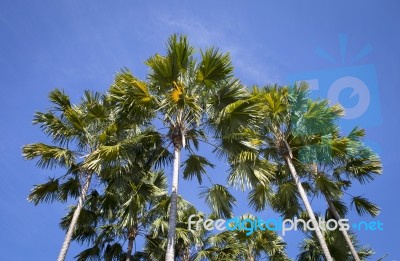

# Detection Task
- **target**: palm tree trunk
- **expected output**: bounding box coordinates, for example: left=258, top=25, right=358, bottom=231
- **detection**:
left=126, top=227, right=137, bottom=261
left=325, top=195, right=360, bottom=261
left=57, top=173, right=92, bottom=261
left=284, top=155, right=333, bottom=261
left=165, top=147, right=181, bottom=261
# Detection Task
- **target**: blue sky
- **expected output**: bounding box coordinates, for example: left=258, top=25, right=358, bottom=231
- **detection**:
left=1, top=0, right=399, bottom=260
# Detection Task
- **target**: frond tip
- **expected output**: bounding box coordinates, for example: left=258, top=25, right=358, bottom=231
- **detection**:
left=351, top=196, right=380, bottom=217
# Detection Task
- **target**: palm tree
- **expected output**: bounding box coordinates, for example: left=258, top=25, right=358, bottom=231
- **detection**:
left=23, top=90, right=115, bottom=261
left=247, top=84, right=382, bottom=260
left=145, top=35, right=239, bottom=261
left=109, top=34, right=257, bottom=260
left=192, top=230, right=247, bottom=261
left=69, top=170, right=169, bottom=261
left=141, top=196, right=205, bottom=261
left=301, top=126, right=382, bottom=261
left=246, top=83, right=348, bottom=260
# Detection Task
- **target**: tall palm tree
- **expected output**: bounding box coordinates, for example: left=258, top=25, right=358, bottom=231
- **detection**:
left=301, top=126, right=382, bottom=261
left=23, top=90, right=115, bottom=261
left=249, top=122, right=382, bottom=260
left=109, top=34, right=257, bottom=260
left=246, top=83, right=348, bottom=260
left=247, top=84, right=382, bottom=260
left=69, top=170, right=169, bottom=261
left=144, top=35, right=238, bottom=261
left=68, top=91, right=171, bottom=261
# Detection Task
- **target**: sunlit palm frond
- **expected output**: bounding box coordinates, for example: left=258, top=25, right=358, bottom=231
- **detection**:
left=22, top=143, right=76, bottom=169
left=196, top=47, right=233, bottom=87
left=33, top=111, right=78, bottom=146
left=109, top=70, right=156, bottom=123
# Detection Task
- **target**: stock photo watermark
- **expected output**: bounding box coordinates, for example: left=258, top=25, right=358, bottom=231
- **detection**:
left=286, top=34, right=382, bottom=131
left=188, top=215, right=384, bottom=236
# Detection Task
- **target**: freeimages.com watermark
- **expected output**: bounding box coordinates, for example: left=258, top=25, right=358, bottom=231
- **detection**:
left=188, top=215, right=383, bottom=236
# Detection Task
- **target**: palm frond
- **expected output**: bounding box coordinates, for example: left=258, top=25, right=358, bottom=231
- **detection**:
left=75, top=246, right=101, bottom=261
left=58, top=177, right=81, bottom=201
left=109, top=71, right=156, bottom=123
left=248, top=183, right=274, bottom=211
left=325, top=199, right=348, bottom=219
left=48, top=88, right=72, bottom=111
left=33, top=111, right=77, bottom=145
left=22, top=143, right=76, bottom=169
left=314, top=173, right=342, bottom=199
left=182, top=154, right=215, bottom=184
left=196, top=47, right=233, bottom=87
left=27, top=178, right=60, bottom=205
left=200, top=184, right=236, bottom=219
left=351, top=196, right=380, bottom=217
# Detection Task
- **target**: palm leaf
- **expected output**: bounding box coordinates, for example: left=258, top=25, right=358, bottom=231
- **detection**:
left=200, top=184, right=236, bottom=219
left=248, top=183, right=274, bottom=211
left=351, top=196, right=380, bottom=217
left=75, top=246, right=101, bottom=261
left=33, top=111, right=77, bottom=145
left=58, top=177, right=81, bottom=201
left=325, top=199, right=348, bottom=219
left=314, top=173, right=342, bottom=199
left=196, top=47, right=233, bottom=87
left=22, top=143, right=75, bottom=169
left=182, top=154, right=215, bottom=184
left=27, top=178, right=60, bottom=205
left=48, top=88, right=72, bottom=111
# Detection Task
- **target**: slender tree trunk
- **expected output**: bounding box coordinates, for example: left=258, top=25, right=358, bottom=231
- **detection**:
left=57, top=173, right=92, bottom=261
left=126, top=227, right=137, bottom=261
left=284, top=155, right=333, bottom=261
left=165, top=147, right=181, bottom=261
left=325, top=195, right=360, bottom=261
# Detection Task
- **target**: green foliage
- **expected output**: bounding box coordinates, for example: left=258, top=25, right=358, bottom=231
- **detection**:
left=182, top=154, right=215, bottom=184
left=197, top=47, right=233, bottom=87
left=22, top=143, right=75, bottom=169
left=200, top=184, right=236, bottom=219
left=28, top=178, right=60, bottom=205
left=351, top=196, right=380, bottom=217
left=23, top=35, right=384, bottom=260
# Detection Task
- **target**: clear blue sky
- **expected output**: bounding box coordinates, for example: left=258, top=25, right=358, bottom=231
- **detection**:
left=1, top=1, right=399, bottom=260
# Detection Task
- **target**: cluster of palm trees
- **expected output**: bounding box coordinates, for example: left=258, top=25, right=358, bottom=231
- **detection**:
left=23, top=34, right=382, bottom=260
